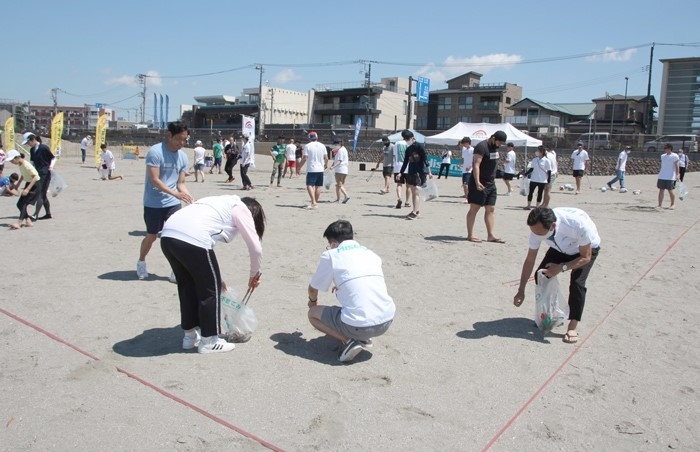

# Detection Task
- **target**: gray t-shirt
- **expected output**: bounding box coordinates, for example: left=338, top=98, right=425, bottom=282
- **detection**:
left=143, top=142, right=188, bottom=208
left=383, top=143, right=395, bottom=167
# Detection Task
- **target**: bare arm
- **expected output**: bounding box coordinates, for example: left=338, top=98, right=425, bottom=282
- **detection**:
left=147, top=166, right=193, bottom=203
left=513, top=248, right=538, bottom=307
left=542, top=243, right=593, bottom=278
left=472, top=153, right=484, bottom=190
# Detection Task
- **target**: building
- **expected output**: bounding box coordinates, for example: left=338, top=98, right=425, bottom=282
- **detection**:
left=589, top=94, right=656, bottom=135
left=86, top=106, right=115, bottom=130
left=657, top=57, right=700, bottom=135
left=415, top=72, right=522, bottom=131
left=27, top=104, right=91, bottom=135
left=310, top=77, right=412, bottom=131
left=508, top=99, right=595, bottom=136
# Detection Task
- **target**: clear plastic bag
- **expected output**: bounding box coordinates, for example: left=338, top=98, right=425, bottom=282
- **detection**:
left=323, top=170, right=335, bottom=190
left=220, top=287, right=258, bottom=343
left=419, top=178, right=439, bottom=201
left=677, top=181, right=688, bottom=201
left=49, top=172, right=67, bottom=198
left=519, top=178, right=530, bottom=197
left=534, top=269, right=568, bottom=332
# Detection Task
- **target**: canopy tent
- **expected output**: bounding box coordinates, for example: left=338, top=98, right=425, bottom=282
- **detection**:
left=425, top=122, right=542, bottom=147
left=375, top=128, right=426, bottom=144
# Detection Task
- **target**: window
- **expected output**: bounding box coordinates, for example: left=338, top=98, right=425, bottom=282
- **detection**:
left=403, top=100, right=407, bottom=115
left=416, top=117, right=427, bottom=129
left=437, top=117, right=452, bottom=129
left=482, top=117, right=490, bottom=123
left=437, top=97, right=451, bottom=110
left=458, top=96, right=473, bottom=110
left=459, top=116, right=472, bottom=123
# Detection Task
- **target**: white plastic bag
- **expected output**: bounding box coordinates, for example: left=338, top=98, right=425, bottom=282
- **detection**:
left=677, top=181, right=689, bottom=201
left=220, top=287, right=258, bottom=343
left=323, top=170, right=335, bottom=190
left=534, top=269, right=567, bottom=332
left=419, top=178, right=439, bottom=201
left=520, top=178, right=530, bottom=197
left=49, top=172, right=67, bottom=197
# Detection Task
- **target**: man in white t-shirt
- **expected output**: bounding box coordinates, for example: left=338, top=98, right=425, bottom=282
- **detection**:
left=283, top=137, right=297, bottom=179
left=607, top=146, right=631, bottom=192
left=330, top=138, right=350, bottom=203
left=100, top=144, right=123, bottom=181
left=437, top=147, right=452, bottom=179
left=502, top=142, right=517, bottom=195
left=571, top=142, right=590, bottom=194
left=678, top=148, right=690, bottom=182
left=193, top=140, right=206, bottom=182
left=513, top=207, right=600, bottom=344
left=301, top=131, right=328, bottom=209
left=80, top=135, right=91, bottom=164
left=307, top=220, right=395, bottom=363
left=393, top=129, right=413, bottom=209
left=460, top=137, right=474, bottom=203
left=657, top=143, right=680, bottom=209
left=542, top=148, right=558, bottom=207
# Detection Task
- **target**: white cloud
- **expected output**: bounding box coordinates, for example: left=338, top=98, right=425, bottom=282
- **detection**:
left=415, top=53, right=523, bottom=84
left=271, top=68, right=301, bottom=84
left=104, top=70, right=162, bottom=87
left=146, top=70, right=163, bottom=87
left=586, top=47, right=637, bottom=62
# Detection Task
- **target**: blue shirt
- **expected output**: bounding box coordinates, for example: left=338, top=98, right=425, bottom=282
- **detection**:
left=0, top=176, right=10, bottom=187
left=143, top=142, right=188, bottom=208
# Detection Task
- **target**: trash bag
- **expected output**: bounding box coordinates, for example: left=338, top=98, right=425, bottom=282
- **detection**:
left=49, top=172, right=67, bottom=198
left=220, top=287, right=258, bottom=343
left=419, top=178, right=439, bottom=201
left=519, top=178, right=530, bottom=197
left=323, top=170, right=335, bottom=190
left=534, top=269, right=567, bottom=332
left=677, top=181, right=689, bottom=201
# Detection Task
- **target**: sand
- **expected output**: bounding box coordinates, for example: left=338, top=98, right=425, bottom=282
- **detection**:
left=1, top=145, right=699, bottom=451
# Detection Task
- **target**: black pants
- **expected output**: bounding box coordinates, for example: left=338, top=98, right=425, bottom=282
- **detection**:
left=528, top=181, right=547, bottom=203
left=17, top=183, right=39, bottom=220
left=535, top=247, right=599, bottom=321
left=33, top=171, right=52, bottom=217
left=679, top=167, right=686, bottom=182
left=240, top=164, right=252, bottom=188
left=160, top=237, right=222, bottom=337
left=438, top=163, right=450, bottom=179
left=80, top=148, right=86, bottom=163
left=224, top=157, right=236, bottom=179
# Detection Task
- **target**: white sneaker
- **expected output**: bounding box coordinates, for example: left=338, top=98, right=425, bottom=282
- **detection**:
left=169, top=271, right=177, bottom=284
left=136, top=260, right=148, bottom=280
left=182, top=328, right=201, bottom=350
left=619, top=188, right=628, bottom=193
left=198, top=336, right=235, bottom=354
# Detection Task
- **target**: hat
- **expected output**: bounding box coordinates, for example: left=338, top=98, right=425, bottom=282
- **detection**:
left=6, top=149, right=21, bottom=161
left=507, top=142, right=514, bottom=147
left=195, top=140, right=203, bottom=146
left=493, top=130, right=507, bottom=142
left=22, top=132, right=36, bottom=145
left=381, top=135, right=390, bottom=142
left=333, top=138, right=341, bottom=144
left=308, top=131, right=318, bottom=140
left=577, top=141, right=584, bottom=146
left=625, top=145, right=631, bottom=150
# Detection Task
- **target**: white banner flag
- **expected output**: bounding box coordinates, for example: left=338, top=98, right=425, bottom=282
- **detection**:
left=242, top=115, right=256, bottom=167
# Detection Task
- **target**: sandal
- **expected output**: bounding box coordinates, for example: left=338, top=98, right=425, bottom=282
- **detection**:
left=563, top=330, right=578, bottom=344
left=466, top=237, right=482, bottom=243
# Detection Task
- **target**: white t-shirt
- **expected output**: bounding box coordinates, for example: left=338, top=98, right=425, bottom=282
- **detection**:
left=616, top=151, right=628, bottom=171
left=679, top=154, right=689, bottom=168
left=659, top=152, right=679, bottom=181
left=285, top=143, right=297, bottom=161
left=546, top=150, right=558, bottom=175
left=333, top=146, right=349, bottom=175
left=528, top=156, right=552, bottom=184
left=193, top=146, right=206, bottom=165
left=504, top=149, right=516, bottom=174
left=81, top=137, right=89, bottom=149
left=303, top=141, right=327, bottom=173
left=528, top=207, right=601, bottom=255
left=571, top=149, right=589, bottom=170
left=240, top=142, right=253, bottom=165
left=394, top=140, right=408, bottom=172
left=101, top=149, right=115, bottom=170
left=310, top=240, right=395, bottom=327
left=461, top=146, right=474, bottom=174
left=441, top=149, right=452, bottom=164
left=161, top=195, right=262, bottom=277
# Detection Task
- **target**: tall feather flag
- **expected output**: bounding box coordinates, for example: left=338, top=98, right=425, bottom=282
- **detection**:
left=4, top=116, right=14, bottom=150
left=50, top=112, right=64, bottom=162
left=94, top=114, right=107, bottom=166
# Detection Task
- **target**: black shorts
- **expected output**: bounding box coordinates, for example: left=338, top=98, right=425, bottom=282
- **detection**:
left=394, top=173, right=407, bottom=184
left=406, top=173, right=425, bottom=187
left=306, top=171, right=324, bottom=187
left=657, top=179, right=675, bottom=190
left=503, top=172, right=516, bottom=181
left=572, top=170, right=585, bottom=178
left=467, top=182, right=497, bottom=206
left=462, top=172, right=471, bottom=185
left=382, top=166, right=394, bottom=178
left=143, top=205, right=181, bottom=235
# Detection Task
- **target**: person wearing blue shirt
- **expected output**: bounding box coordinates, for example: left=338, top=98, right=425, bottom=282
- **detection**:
left=137, top=121, right=193, bottom=280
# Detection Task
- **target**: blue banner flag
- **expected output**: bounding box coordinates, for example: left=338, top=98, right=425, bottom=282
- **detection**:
left=153, top=93, right=157, bottom=128
left=353, top=117, right=362, bottom=152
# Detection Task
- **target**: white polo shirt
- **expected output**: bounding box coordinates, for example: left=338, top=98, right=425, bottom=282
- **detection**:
left=310, top=240, right=395, bottom=327
left=571, top=149, right=589, bottom=170
left=529, top=207, right=601, bottom=255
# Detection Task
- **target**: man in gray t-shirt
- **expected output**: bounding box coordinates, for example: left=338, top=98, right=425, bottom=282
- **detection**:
left=374, top=136, right=395, bottom=194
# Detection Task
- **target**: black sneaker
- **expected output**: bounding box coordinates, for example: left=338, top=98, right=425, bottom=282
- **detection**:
left=395, top=200, right=402, bottom=209
left=338, top=339, right=363, bottom=362
left=406, top=212, right=418, bottom=220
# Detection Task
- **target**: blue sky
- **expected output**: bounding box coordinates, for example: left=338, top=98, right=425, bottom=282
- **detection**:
left=4, top=0, right=698, bottom=123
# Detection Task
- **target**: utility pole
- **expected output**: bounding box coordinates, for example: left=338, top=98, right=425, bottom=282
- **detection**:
left=255, top=64, right=264, bottom=135
left=51, top=88, right=59, bottom=116
left=406, top=76, right=414, bottom=130
left=365, top=62, right=371, bottom=137
left=623, top=76, right=629, bottom=134
left=137, top=74, right=147, bottom=124
left=644, top=43, right=655, bottom=135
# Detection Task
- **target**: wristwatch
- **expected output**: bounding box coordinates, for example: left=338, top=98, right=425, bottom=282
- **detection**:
left=561, top=264, right=569, bottom=272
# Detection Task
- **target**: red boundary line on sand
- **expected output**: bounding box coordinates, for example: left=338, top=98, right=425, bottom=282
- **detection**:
left=482, top=217, right=700, bottom=451
left=0, top=307, right=284, bottom=452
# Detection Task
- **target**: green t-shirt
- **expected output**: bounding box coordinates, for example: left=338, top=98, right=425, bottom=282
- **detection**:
left=213, top=143, right=223, bottom=158
left=271, top=144, right=286, bottom=163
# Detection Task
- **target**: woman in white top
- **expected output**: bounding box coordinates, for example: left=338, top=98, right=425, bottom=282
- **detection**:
left=160, top=195, right=265, bottom=354
left=437, top=148, right=452, bottom=179
left=526, top=146, right=553, bottom=209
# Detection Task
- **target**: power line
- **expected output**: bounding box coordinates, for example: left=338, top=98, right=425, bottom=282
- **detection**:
left=58, top=86, right=127, bottom=98
left=144, top=64, right=256, bottom=79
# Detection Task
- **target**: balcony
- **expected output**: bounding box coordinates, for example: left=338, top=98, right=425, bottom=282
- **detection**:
left=506, top=115, right=562, bottom=127
left=476, top=103, right=500, bottom=111
left=315, top=102, right=378, bottom=113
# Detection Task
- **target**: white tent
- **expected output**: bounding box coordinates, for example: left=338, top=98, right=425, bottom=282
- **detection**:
left=425, top=122, right=542, bottom=147
left=375, top=128, right=426, bottom=144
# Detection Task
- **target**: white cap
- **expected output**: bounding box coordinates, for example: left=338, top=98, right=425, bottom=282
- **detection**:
left=22, top=132, right=36, bottom=145
left=6, top=149, right=21, bottom=160
left=195, top=140, right=203, bottom=146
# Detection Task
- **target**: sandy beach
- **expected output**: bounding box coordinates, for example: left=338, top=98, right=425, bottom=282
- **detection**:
left=1, top=144, right=699, bottom=451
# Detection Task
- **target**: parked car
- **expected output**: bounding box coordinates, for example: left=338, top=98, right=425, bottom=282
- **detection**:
left=643, top=134, right=698, bottom=153
left=576, top=132, right=612, bottom=150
